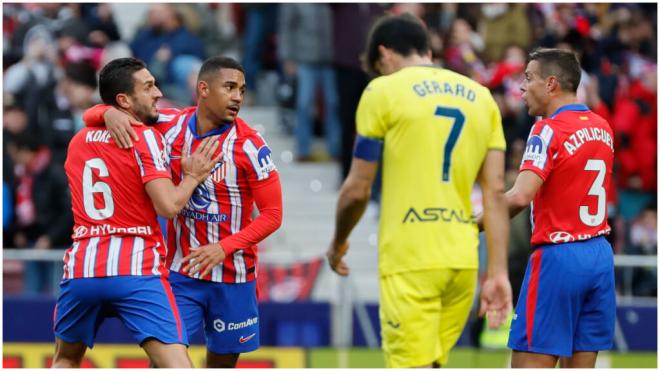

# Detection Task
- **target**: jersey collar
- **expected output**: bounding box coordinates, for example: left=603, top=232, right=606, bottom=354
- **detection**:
left=550, top=103, right=589, bottom=119
left=188, top=111, right=232, bottom=139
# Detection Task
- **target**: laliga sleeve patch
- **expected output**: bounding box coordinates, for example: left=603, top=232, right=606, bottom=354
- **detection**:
left=522, top=125, right=554, bottom=169
left=243, top=139, right=276, bottom=180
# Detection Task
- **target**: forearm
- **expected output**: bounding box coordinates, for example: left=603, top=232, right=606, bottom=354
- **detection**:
left=83, top=104, right=111, bottom=127
left=220, top=207, right=282, bottom=255
left=220, top=178, right=283, bottom=255
left=482, top=189, right=510, bottom=277
left=505, top=188, right=530, bottom=219
left=332, top=185, right=370, bottom=245
left=171, top=176, right=200, bottom=213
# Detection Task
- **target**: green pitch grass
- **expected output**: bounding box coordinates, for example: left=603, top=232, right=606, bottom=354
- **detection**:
left=308, top=347, right=657, bottom=368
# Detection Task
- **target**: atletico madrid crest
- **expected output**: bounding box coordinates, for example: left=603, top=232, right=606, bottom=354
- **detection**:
left=212, top=161, right=227, bottom=183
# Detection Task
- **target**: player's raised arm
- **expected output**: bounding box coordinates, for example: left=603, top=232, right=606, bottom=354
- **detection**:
left=146, top=137, right=222, bottom=218
left=83, top=104, right=141, bottom=149
left=477, top=149, right=513, bottom=328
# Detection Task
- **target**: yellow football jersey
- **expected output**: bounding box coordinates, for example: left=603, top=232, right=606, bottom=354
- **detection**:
left=355, top=66, right=505, bottom=276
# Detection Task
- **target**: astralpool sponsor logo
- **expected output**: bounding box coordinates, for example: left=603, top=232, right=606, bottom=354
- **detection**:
left=213, top=317, right=259, bottom=333
left=180, top=208, right=228, bottom=223
left=403, top=207, right=474, bottom=224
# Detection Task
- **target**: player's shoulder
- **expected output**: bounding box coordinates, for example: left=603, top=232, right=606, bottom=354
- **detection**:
left=233, top=116, right=264, bottom=141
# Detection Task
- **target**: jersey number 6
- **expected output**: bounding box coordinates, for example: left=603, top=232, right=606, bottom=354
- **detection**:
left=82, top=158, right=115, bottom=220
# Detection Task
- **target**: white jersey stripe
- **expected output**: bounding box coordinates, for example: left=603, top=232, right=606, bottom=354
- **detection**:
left=134, top=149, right=145, bottom=177
left=151, top=243, right=161, bottom=276
left=107, top=236, right=122, bottom=276
left=233, top=250, right=246, bottom=283
left=204, top=166, right=223, bottom=281
left=143, top=130, right=166, bottom=171
left=165, top=114, right=186, bottom=148
left=66, top=241, right=80, bottom=279
left=223, top=127, right=246, bottom=283
left=83, top=237, right=100, bottom=278
left=170, top=217, right=184, bottom=271
left=131, top=237, right=145, bottom=276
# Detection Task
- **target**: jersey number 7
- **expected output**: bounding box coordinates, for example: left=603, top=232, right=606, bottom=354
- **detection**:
left=434, top=106, right=465, bottom=182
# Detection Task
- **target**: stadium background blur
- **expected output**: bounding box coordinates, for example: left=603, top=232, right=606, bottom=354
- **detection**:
left=2, top=3, right=656, bottom=367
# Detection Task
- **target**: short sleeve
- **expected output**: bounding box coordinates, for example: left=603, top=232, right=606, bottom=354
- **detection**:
left=239, top=132, right=279, bottom=188
left=133, top=128, right=172, bottom=184
left=486, top=93, right=507, bottom=151
left=356, top=80, right=390, bottom=140
left=519, top=121, right=558, bottom=180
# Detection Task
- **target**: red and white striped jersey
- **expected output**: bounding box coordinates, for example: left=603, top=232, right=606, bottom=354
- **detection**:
left=159, top=107, right=280, bottom=283
left=63, top=126, right=171, bottom=279
left=83, top=105, right=282, bottom=284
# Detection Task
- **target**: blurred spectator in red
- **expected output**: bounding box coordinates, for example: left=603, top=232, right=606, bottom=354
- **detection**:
left=6, top=132, right=72, bottom=294
left=443, top=18, right=485, bottom=78
left=611, top=64, right=657, bottom=194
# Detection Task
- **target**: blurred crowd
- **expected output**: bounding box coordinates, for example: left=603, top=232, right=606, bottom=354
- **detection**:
left=3, top=3, right=657, bottom=296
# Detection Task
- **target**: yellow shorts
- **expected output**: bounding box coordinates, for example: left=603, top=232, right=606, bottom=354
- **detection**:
left=379, top=268, right=477, bottom=368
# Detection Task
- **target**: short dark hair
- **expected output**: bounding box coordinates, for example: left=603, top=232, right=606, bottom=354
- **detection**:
left=98, top=58, right=147, bottom=105
left=529, top=48, right=581, bottom=93
left=364, top=13, right=430, bottom=75
left=197, top=56, right=244, bottom=82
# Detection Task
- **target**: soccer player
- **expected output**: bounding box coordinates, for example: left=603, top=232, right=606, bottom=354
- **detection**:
left=83, top=56, right=283, bottom=367
left=326, top=14, right=512, bottom=368
left=492, top=48, right=615, bottom=368
left=53, top=58, right=221, bottom=367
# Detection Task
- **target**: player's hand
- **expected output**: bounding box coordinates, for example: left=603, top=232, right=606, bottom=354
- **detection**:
left=181, top=137, right=223, bottom=183
left=479, top=273, right=513, bottom=329
left=181, top=243, right=227, bottom=277
left=326, top=240, right=350, bottom=276
left=104, top=106, right=141, bottom=149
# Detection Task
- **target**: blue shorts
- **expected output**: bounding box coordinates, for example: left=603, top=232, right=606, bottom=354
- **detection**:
left=53, top=275, right=187, bottom=348
left=508, top=236, right=615, bottom=357
left=169, top=271, right=259, bottom=354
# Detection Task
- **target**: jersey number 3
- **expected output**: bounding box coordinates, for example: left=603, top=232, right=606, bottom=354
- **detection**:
left=580, top=159, right=606, bottom=226
left=83, top=158, right=115, bottom=220
left=434, top=106, right=465, bottom=182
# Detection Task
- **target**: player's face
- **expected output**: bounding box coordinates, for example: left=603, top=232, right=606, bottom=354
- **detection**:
left=520, top=60, right=548, bottom=117
left=128, top=68, right=162, bottom=124
left=204, top=68, right=246, bottom=124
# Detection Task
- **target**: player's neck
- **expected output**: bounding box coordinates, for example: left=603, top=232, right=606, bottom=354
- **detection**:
left=395, top=54, right=434, bottom=71
left=544, top=94, right=579, bottom=118
left=196, top=106, right=221, bottom=136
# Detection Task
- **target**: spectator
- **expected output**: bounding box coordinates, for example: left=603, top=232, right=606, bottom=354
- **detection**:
left=278, top=3, right=341, bottom=161
left=38, top=62, right=99, bottom=165
left=130, top=4, right=205, bottom=103
left=6, top=132, right=72, bottom=295
left=241, top=4, right=278, bottom=105
left=478, top=4, right=532, bottom=63
left=331, top=3, right=384, bottom=179
left=626, top=204, right=657, bottom=296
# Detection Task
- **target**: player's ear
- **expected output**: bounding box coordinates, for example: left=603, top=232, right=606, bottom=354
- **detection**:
left=546, top=76, right=560, bottom=94
left=115, top=93, right=131, bottom=110
left=198, top=80, right=209, bottom=98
